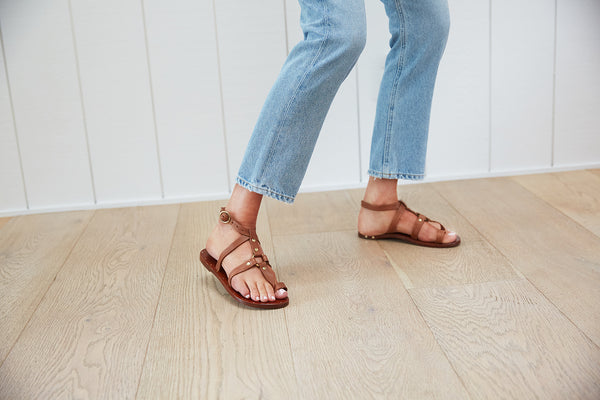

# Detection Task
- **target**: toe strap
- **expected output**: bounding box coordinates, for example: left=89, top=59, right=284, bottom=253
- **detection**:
left=228, top=258, right=286, bottom=293
left=412, top=214, right=448, bottom=244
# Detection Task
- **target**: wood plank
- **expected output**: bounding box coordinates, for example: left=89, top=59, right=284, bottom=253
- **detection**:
left=277, top=230, right=469, bottom=399
left=265, top=190, right=357, bottom=236
left=142, top=0, right=229, bottom=199
left=491, top=0, right=555, bottom=171
left=0, top=217, right=12, bottom=230
left=0, top=205, right=178, bottom=399
left=554, top=0, right=600, bottom=166
left=348, top=184, right=520, bottom=289
left=588, top=168, right=600, bottom=179
left=137, top=201, right=297, bottom=399
left=0, top=0, right=94, bottom=209
left=410, top=280, right=600, bottom=399
left=437, top=177, right=600, bottom=346
left=70, top=0, right=162, bottom=203
left=513, top=170, right=600, bottom=237
left=0, top=210, right=93, bottom=363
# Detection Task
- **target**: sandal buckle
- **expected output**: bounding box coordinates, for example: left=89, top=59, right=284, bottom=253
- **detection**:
left=219, top=210, right=231, bottom=224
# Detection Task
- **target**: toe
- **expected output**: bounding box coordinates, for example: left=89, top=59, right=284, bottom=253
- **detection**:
left=258, top=283, right=270, bottom=303
left=443, top=230, right=458, bottom=244
left=265, top=282, right=276, bottom=302
left=275, top=288, right=288, bottom=300
left=249, top=282, right=261, bottom=302
left=231, top=276, right=251, bottom=299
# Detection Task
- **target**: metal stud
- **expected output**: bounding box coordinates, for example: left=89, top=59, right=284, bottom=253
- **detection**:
left=246, top=261, right=251, bottom=266
left=371, top=236, right=375, bottom=239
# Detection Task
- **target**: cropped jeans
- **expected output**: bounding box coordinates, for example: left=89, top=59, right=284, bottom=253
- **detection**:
left=236, top=0, right=450, bottom=203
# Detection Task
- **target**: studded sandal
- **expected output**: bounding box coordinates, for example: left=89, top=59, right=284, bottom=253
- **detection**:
left=358, top=200, right=461, bottom=248
left=199, top=207, right=289, bottom=309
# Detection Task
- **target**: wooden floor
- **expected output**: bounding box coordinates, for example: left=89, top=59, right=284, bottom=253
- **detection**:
left=1, top=170, right=600, bottom=399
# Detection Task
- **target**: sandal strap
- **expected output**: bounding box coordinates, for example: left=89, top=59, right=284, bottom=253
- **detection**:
left=216, top=207, right=286, bottom=291
left=360, top=200, right=400, bottom=212
left=362, top=200, right=448, bottom=244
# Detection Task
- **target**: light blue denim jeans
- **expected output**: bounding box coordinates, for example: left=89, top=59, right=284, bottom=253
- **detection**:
left=237, top=0, right=450, bottom=203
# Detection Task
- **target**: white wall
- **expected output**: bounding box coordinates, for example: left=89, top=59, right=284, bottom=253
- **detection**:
left=1, top=0, right=599, bottom=216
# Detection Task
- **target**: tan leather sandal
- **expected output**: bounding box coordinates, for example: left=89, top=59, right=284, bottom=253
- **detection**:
left=199, top=207, right=289, bottom=309
left=358, top=200, right=461, bottom=248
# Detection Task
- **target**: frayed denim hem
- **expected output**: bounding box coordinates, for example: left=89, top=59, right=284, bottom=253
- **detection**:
left=367, top=169, right=425, bottom=180
left=236, top=176, right=295, bottom=204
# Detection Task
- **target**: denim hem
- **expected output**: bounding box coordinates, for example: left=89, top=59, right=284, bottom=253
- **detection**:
left=367, top=169, right=425, bottom=180
left=236, top=176, right=295, bottom=204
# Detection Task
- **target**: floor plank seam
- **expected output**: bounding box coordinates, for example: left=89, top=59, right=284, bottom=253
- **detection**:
left=404, top=282, right=474, bottom=400
left=0, top=210, right=96, bottom=370
left=435, top=180, right=600, bottom=351
left=511, top=176, right=600, bottom=241
left=133, top=204, right=182, bottom=400
left=432, top=184, right=528, bottom=281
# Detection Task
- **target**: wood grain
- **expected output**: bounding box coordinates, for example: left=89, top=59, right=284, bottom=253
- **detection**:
left=348, top=185, right=520, bottom=289
left=513, top=170, right=600, bottom=237
left=266, top=190, right=357, bottom=236
left=0, top=210, right=93, bottom=363
left=588, top=168, right=600, bottom=179
left=0, top=205, right=178, bottom=399
left=0, top=217, right=12, bottom=231
left=410, top=280, right=600, bottom=399
left=136, top=201, right=298, bottom=399
left=276, top=230, right=469, bottom=399
left=437, top=177, right=600, bottom=346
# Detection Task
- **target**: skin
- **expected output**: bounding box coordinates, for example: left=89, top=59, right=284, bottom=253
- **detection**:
left=205, top=177, right=457, bottom=304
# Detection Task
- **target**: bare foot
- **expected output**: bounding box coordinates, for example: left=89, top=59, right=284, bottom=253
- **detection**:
left=357, top=203, right=458, bottom=244
left=205, top=221, right=287, bottom=303
left=204, top=184, right=287, bottom=304
left=358, top=176, right=457, bottom=244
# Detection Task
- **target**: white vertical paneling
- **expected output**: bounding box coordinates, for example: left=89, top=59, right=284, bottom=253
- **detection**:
left=490, top=0, right=555, bottom=172
left=214, top=0, right=288, bottom=185
left=0, top=0, right=93, bottom=209
left=357, top=0, right=389, bottom=183
left=554, top=0, right=600, bottom=167
left=143, top=0, right=228, bottom=199
left=285, top=0, right=361, bottom=189
left=427, top=0, right=490, bottom=179
left=0, top=32, right=27, bottom=212
left=70, top=0, right=161, bottom=204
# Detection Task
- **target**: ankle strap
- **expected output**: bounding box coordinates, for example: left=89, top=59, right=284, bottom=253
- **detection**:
left=219, top=207, right=253, bottom=237
left=360, top=200, right=400, bottom=212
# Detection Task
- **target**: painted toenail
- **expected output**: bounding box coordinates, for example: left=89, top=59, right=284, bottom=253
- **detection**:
left=245, top=294, right=250, bottom=299
left=270, top=296, right=276, bottom=301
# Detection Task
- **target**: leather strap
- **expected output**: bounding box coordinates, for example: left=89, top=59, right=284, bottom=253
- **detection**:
left=216, top=207, right=286, bottom=291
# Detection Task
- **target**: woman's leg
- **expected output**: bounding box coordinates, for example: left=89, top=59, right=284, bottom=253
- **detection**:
left=205, top=0, right=367, bottom=304
left=359, top=0, right=457, bottom=244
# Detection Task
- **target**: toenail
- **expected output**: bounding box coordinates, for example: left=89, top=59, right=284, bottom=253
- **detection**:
left=270, top=296, right=275, bottom=301
left=245, top=294, right=250, bottom=299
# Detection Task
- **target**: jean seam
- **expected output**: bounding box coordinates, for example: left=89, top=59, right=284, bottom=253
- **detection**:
left=236, top=176, right=295, bottom=203
left=257, top=0, right=331, bottom=183
left=382, top=0, right=406, bottom=174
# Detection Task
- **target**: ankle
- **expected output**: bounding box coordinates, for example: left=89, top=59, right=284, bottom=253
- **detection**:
left=363, top=177, right=398, bottom=206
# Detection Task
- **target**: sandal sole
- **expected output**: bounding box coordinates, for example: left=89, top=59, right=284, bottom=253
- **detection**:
left=358, top=232, right=461, bottom=248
